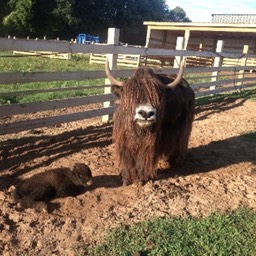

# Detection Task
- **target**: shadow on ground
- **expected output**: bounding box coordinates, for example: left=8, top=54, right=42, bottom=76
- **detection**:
left=158, top=132, right=256, bottom=180
left=0, top=123, right=113, bottom=190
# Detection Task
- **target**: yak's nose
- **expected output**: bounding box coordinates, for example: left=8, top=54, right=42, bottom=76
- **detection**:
left=134, top=104, right=156, bottom=121
left=138, top=110, right=155, bottom=119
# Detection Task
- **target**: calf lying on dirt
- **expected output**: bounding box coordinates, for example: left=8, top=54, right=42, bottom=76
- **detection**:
left=15, top=163, right=93, bottom=202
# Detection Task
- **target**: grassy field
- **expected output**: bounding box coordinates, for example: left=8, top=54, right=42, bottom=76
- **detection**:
left=0, top=52, right=103, bottom=72
left=75, top=208, right=256, bottom=256
left=0, top=52, right=106, bottom=104
left=1, top=52, right=255, bottom=105
left=196, top=87, right=256, bottom=105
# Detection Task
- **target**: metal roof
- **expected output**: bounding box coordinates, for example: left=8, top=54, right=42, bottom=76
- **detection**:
left=212, top=14, right=256, bottom=24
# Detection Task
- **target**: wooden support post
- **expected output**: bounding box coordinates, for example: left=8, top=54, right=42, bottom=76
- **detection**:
left=211, top=40, right=224, bottom=90
left=174, top=36, right=184, bottom=68
left=237, top=45, right=249, bottom=88
left=102, top=28, right=120, bottom=123
left=183, top=30, right=190, bottom=50
left=145, top=27, right=151, bottom=47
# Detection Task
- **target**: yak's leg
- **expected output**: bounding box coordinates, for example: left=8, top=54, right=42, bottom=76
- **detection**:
left=120, top=168, right=132, bottom=185
left=137, top=168, right=148, bottom=185
left=137, top=165, right=158, bottom=184
left=168, top=152, right=185, bottom=167
left=168, top=132, right=189, bottom=167
left=121, top=167, right=145, bottom=185
left=118, top=147, right=136, bottom=185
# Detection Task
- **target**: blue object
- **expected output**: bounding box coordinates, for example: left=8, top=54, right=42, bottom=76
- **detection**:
left=92, top=36, right=100, bottom=43
left=77, top=33, right=102, bottom=44
left=77, top=34, right=86, bottom=44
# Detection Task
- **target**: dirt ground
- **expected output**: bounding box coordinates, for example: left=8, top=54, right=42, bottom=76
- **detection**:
left=0, top=96, right=256, bottom=256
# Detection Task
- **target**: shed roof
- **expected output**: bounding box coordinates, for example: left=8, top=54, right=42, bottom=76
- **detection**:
left=143, top=21, right=256, bottom=39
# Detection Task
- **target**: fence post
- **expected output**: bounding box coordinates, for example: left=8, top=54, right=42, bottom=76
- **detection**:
left=174, top=36, right=184, bottom=68
left=102, top=28, right=120, bottom=123
left=237, top=45, right=249, bottom=88
left=211, top=40, right=224, bottom=90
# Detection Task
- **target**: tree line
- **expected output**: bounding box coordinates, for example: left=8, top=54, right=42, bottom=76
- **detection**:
left=0, top=0, right=191, bottom=45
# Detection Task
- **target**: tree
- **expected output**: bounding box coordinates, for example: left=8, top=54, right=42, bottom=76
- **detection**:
left=99, top=0, right=171, bottom=44
left=2, top=0, right=77, bottom=38
left=2, top=0, right=191, bottom=43
left=0, top=0, right=10, bottom=35
left=3, top=0, right=34, bottom=36
left=30, top=0, right=77, bottom=38
left=72, top=0, right=109, bottom=36
left=166, top=6, right=191, bottom=22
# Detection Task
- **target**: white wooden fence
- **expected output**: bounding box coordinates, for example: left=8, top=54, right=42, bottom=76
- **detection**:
left=0, top=28, right=256, bottom=135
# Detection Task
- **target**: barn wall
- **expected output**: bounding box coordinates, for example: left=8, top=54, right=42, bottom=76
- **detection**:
left=222, top=39, right=256, bottom=54
left=146, top=30, right=177, bottom=49
left=146, top=30, right=164, bottom=47
left=164, top=31, right=177, bottom=48
left=187, top=37, right=215, bottom=51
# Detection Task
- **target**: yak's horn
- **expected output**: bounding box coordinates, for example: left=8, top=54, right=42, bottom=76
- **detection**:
left=167, top=59, right=185, bottom=88
left=105, top=59, right=123, bottom=86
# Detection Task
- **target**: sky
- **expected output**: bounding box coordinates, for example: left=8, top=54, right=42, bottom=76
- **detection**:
left=166, top=0, right=256, bottom=22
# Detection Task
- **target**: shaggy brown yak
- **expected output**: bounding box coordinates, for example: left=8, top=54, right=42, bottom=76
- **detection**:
left=106, top=60, right=195, bottom=185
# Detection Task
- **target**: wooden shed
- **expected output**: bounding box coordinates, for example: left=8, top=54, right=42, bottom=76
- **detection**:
left=143, top=18, right=256, bottom=67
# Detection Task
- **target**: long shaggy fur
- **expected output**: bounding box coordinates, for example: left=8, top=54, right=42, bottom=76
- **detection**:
left=113, top=67, right=195, bottom=185
left=15, top=163, right=93, bottom=201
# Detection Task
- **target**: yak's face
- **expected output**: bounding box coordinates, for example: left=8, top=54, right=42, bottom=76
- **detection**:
left=70, top=163, right=93, bottom=187
left=112, top=76, right=161, bottom=129
left=106, top=60, right=185, bottom=129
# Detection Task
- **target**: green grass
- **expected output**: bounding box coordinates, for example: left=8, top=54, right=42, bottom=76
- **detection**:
left=185, top=72, right=212, bottom=84
left=76, top=208, right=256, bottom=256
left=196, top=87, right=256, bottom=105
left=0, top=53, right=106, bottom=104
left=0, top=52, right=103, bottom=72
left=0, top=80, right=105, bottom=104
left=1, top=52, right=256, bottom=105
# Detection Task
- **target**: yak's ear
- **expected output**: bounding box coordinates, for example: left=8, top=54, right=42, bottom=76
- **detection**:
left=111, top=84, right=123, bottom=97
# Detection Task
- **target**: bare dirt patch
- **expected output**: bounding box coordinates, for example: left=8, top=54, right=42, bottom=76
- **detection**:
left=0, top=97, right=256, bottom=255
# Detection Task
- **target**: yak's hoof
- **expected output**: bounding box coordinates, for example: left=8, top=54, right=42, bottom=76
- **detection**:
left=122, top=179, right=132, bottom=186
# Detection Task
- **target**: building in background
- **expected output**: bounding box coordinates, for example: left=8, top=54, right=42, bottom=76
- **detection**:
left=143, top=15, right=256, bottom=67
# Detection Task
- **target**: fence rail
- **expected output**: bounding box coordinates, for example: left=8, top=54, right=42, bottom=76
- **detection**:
left=2, top=37, right=256, bottom=59
left=0, top=28, right=256, bottom=135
